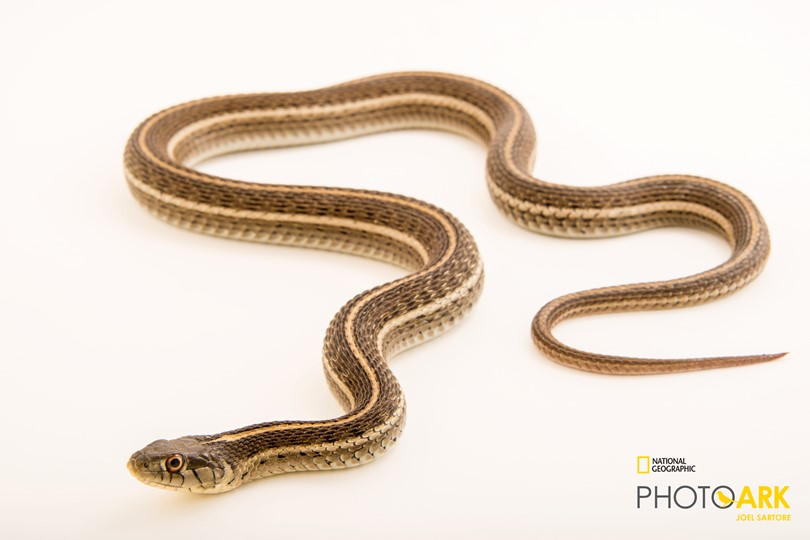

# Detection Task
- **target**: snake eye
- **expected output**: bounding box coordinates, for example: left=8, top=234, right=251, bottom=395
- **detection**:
left=165, top=454, right=185, bottom=473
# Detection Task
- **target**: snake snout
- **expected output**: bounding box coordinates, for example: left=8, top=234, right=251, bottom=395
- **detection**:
left=127, top=450, right=149, bottom=476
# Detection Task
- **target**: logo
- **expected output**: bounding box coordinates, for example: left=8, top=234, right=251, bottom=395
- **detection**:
left=634, top=455, right=792, bottom=523
left=636, top=456, right=695, bottom=474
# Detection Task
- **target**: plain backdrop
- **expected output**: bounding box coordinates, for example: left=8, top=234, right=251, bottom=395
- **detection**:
left=1, top=1, right=808, bottom=538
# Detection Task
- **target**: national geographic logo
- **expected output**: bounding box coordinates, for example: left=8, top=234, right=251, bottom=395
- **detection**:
left=637, top=456, right=695, bottom=474
left=634, top=455, right=792, bottom=523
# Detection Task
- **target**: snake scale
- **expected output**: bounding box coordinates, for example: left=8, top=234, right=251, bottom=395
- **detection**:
left=124, top=72, right=783, bottom=493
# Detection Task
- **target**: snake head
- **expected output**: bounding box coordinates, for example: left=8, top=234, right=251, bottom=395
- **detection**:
left=127, top=436, right=237, bottom=494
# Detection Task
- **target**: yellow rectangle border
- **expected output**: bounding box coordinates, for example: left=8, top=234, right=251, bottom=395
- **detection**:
left=637, top=456, right=650, bottom=474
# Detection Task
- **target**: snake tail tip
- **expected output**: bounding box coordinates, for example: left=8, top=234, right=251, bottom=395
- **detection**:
left=741, top=351, right=788, bottom=366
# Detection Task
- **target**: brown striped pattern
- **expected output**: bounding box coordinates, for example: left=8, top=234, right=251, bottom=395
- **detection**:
left=124, top=72, right=782, bottom=494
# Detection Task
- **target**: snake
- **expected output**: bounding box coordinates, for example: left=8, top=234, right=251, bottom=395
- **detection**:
left=124, top=72, right=783, bottom=494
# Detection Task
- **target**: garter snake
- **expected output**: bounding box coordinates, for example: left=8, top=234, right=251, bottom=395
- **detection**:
left=124, top=72, right=783, bottom=493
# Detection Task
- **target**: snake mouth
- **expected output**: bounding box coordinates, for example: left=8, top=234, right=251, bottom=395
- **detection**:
left=127, top=451, right=181, bottom=490
left=127, top=451, right=158, bottom=484
left=127, top=449, right=237, bottom=493
left=127, top=460, right=189, bottom=491
left=127, top=451, right=148, bottom=477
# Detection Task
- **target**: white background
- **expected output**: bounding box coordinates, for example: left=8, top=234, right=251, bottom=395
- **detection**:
left=1, top=1, right=808, bottom=538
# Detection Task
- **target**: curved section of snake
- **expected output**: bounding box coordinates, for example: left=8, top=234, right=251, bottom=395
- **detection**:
left=124, top=72, right=782, bottom=493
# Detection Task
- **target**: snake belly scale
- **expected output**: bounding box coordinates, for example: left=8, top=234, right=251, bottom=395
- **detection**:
left=124, top=72, right=783, bottom=493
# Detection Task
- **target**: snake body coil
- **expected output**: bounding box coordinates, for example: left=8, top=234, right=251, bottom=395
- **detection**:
left=125, top=72, right=782, bottom=493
